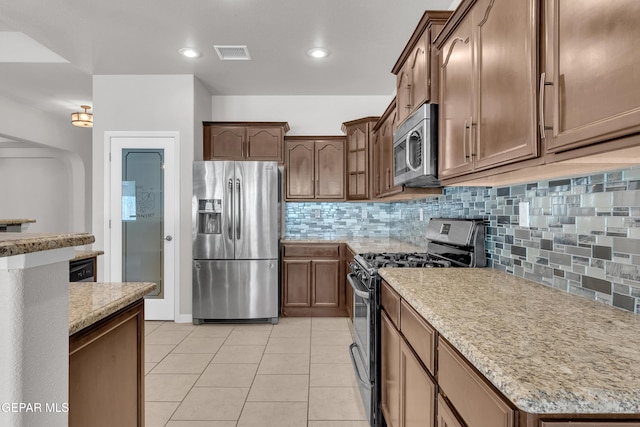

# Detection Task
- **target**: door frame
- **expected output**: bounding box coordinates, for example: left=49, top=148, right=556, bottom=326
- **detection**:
left=103, top=131, right=181, bottom=321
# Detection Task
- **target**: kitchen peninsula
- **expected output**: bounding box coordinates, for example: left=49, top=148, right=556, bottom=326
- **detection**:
left=0, top=232, right=155, bottom=427
left=380, top=267, right=640, bottom=425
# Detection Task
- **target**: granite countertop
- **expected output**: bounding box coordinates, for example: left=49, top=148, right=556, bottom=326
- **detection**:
left=0, top=218, right=36, bottom=225
left=72, top=249, right=105, bottom=261
left=281, top=236, right=424, bottom=254
left=0, top=232, right=95, bottom=257
left=379, top=267, right=640, bottom=414
left=69, top=282, right=157, bottom=335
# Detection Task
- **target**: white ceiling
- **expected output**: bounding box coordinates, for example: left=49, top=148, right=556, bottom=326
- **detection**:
left=0, top=0, right=459, bottom=120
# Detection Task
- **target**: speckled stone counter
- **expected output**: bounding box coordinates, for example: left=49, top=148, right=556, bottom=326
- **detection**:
left=281, top=236, right=424, bottom=254
left=69, top=282, right=157, bottom=335
left=379, top=267, right=640, bottom=414
left=0, top=218, right=35, bottom=226
left=0, top=232, right=95, bottom=257
left=72, top=249, right=104, bottom=261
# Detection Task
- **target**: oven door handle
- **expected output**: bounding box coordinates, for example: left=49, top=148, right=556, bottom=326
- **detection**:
left=349, top=343, right=372, bottom=389
left=347, top=273, right=370, bottom=300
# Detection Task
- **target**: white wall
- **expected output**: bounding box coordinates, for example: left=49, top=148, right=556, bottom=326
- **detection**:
left=0, top=95, right=91, bottom=233
left=92, top=74, right=207, bottom=321
left=211, top=95, right=394, bottom=135
left=194, top=78, right=212, bottom=162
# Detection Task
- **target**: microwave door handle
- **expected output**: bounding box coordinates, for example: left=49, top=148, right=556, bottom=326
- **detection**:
left=405, top=133, right=412, bottom=172
left=227, top=178, right=234, bottom=240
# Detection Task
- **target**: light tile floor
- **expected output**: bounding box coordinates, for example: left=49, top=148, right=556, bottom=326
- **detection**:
left=145, top=317, right=369, bottom=427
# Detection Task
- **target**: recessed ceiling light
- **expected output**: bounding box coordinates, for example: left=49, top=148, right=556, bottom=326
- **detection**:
left=178, top=47, right=201, bottom=58
left=307, top=48, right=329, bottom=59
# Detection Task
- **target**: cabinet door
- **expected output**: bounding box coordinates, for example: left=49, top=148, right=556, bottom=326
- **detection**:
left=436, top=395, right=465, bottom=427
left=439, top=17, right=474, bottom=179
left=282, top=259, right=311, bottom=307
left=544, top=0, right=640, bottom=152
left=371, top=129, right=381, bottom=198
left=246, top=126, right=283, bottom=161
left=380, top=108, right=402, bottom=196
left=396, top=70, right=412, bottom=125
left=381, top=312, right=401, bottom=427
left=346, top=124, right=369, bottom=199
left=285, top=140, right=315, bottom=199
left=401, top=339, right=436, bottom=427
left=311, top=259, right=340, bottom=308
left=315, top=140, right=345, bottom=199
left=408, top=32, right=429, bottom=113
left=204, top=126, right=245, bottom=160
left=472, top=0, right=538, bottom=171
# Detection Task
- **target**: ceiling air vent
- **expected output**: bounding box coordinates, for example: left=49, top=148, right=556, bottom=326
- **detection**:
left=214, top=45, right=251, bottom=60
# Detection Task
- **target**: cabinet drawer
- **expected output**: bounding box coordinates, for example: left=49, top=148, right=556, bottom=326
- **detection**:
left=438, top=338, right=515, bottom=427
left=400, top=299, right=435, bottom=375
left=381, top=280, right=400, bottom=328
left=541, top=424, right=640, bottom=427
left=283, top=244, right=340, bottom=258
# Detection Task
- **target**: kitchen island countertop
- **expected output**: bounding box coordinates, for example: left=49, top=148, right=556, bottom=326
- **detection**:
left=379, top=267, right=640, bottom=414
left=281, top=236, right=423, bottom=254
left=69, top=282, right=157, bottom=335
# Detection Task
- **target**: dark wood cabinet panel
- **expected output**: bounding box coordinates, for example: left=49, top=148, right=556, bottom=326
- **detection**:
left=438, top=339, right=515, bottom=427
left=282, top=260, right=311, bottom=307
left=381, top=311, right=401, bottom=427
left=281, top=243, right=347, bottom=317
left=437, top=0, right=537, bottom=180
left=203, top=122, right=289, bottom=162
left=543, top=0, right=640, bottom=153
left=312, top=259, right=340, bottom=308
left=285, top=137, right=345, bottom=201
left=392, top=11, right=452, bottom=125
left=69, top=300, right=144, bottom=427
left=285, top=140, right=315, bottom=199
left=401, top=338, right=436, bottom=427
left=343, top=118, right=378, bottom=200
left=400, top=300, right=435, bottom=376
left=204, top=125, right=245, bottom=160
left=437, top=395, right=465, bottom=427
left=246, top=126, right=283, bottom=160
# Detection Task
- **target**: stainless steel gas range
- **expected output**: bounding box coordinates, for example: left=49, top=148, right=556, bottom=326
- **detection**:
left=347, top=218, right=486, bottom=427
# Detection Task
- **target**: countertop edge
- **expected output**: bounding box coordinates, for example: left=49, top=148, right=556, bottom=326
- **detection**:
left=0, top=233, right=95, bottom=257
left=72, top=250, right=104, bottom=261
left=69, top=282, right=157, bottom=335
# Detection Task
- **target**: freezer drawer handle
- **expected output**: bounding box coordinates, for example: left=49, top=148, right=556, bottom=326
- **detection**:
left=349, top=343, right=372, bottom=389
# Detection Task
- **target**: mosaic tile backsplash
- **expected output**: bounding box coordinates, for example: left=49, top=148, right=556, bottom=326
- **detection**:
left=285, top=166, right=640, bottom=313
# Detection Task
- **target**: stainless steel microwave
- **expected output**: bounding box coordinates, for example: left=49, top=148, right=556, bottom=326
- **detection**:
left=393, top=103, right=439, bottom=187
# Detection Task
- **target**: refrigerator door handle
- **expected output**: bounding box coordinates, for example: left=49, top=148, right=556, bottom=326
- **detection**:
left=236, top=178, right=241, bottom=240
left=227, top=178, right=234, bottom=240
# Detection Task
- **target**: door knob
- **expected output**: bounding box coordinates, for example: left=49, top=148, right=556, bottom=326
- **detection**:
left=164, top=235, right=173, bottom=241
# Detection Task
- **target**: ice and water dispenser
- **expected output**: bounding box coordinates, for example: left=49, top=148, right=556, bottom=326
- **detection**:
left=197, top=199, right=222, bottom=234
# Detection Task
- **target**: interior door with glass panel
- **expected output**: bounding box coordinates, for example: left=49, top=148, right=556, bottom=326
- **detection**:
left=110, top=135, right=176, bottom=320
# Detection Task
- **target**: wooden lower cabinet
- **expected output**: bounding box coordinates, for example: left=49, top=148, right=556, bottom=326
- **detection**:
left=437, top=395, right=465, bottom=427
left=381, top=308, right=436, bottom=427
left=401, top=338, right=436, bottom=427
left=69, top=300, right=145, bottom=427
left=281, top=243, right=347, bottom=317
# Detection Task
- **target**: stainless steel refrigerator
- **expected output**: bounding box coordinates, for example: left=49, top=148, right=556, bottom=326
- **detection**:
left=192, top=161, right=280, bottom=324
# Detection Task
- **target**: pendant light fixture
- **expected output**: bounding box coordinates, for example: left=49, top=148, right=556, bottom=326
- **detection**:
left=71, top=105, right=93, bottom=128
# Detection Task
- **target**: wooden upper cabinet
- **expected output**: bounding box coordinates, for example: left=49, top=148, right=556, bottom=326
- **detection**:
left=542, top=0, right=640, bottom=153
left=372, top=99, right=403, bottom=198
left=343, top=117, right=378, bottom=200
left=203, top=122, right=289, bottom=162
left=392, top=11, right=451, bottom=126
left=438, top=16, right=474, bottom=179
left=437, top=0, right=538, bottom=180
left=285, top=137, right=345, bottom=201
